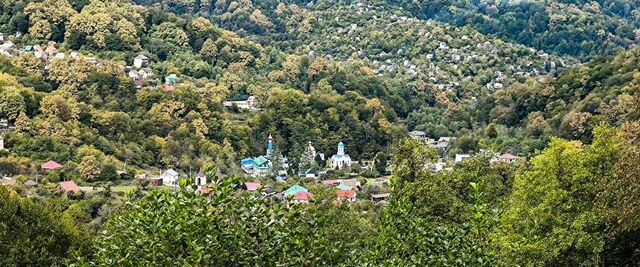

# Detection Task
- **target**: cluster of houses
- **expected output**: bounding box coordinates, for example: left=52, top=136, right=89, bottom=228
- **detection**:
left=0, top=34, right=182, bottom=93
left=0, top=35, right=89, bottom=63
left=129, top=165, right=389, bottom=204
left=408, top=130, right=522, bottom=171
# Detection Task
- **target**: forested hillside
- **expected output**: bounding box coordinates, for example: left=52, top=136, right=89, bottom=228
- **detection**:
left=0, top=0, right=639, bottom=266
left=388, top=0, right=639, bottom=58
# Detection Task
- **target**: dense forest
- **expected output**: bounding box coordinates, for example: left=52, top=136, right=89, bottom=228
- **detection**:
left=0, top=0, right=638, bottom=266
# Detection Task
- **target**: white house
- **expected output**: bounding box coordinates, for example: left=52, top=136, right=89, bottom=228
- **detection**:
left=454, top=154, right=471, bottom=163
left=128, top=70, right=140, bottom=79
left=434, top=162, right=446, bottom=172
left=139, top=68, right=153, bottom=79
left=133, top=54, right=149, bottom=69
left=160, top=169, right=179, bottom=186
left=330, top=142, right=352, bottom=169
left=409, top=130, right=427, bottom=140
left=223, top=96, right=258, bottom=110
left=491, top=153, right=519, bottom=164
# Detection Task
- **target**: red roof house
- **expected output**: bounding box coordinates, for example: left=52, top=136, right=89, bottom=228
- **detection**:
left=336, top=189, right=357, bottom=202
left=57, top=181, right=79, bottom=192
left=41, top=160, right=62, bottom=170
left=244, top=182, right=261, bottom=191
left=163, top=84, right=175, bottom=92
left=45, top=42, right=57, bottom=56
left=292, top=192, right=314, bottom=203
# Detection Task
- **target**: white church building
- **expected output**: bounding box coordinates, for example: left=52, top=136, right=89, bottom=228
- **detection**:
left=330, top=142, right=352, bottom=169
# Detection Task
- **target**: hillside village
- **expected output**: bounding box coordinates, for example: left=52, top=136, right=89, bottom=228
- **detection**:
left=1, top=0, right=638, bottom=265
left=1, top=123, right=521, bottom=207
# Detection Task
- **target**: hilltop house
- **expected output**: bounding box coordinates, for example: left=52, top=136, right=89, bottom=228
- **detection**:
left=330, top=142, right=352, bottom=169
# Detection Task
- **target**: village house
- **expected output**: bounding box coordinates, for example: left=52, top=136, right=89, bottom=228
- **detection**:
left=57, top=181, right=80, bottom=192
left=165, top=74, right=177, bottom=84
left=45, top=41, right=57, bottom=58
left=336, top=189, right=357, bottom=202
left=223, top=96, right=258, bottom=111
left=292, top=191, right=314, bottom=203
left=139, top=68, right=153, bottom=79
left=433, top=161, right=446, bottom=172
left=409, top=130, right=427, bottom=140
left=53, top=53, right=65, bottom=60
left=41, top=160, right=63, bottom=171
left=491, top=153, right=520, bottom=164
left=82, top=57, right=98, bottom=64
left=163, top=84, right=175, bottom=92
left=133, top=54, right=150, bottom=69
left=342, top=178, right=361, bottom=188
left=455, top=154, right=471, bottom=163
left=33, top=44, right=45, bottom=58
left=370, top=193, right=390, bottom=202
left=135, top=173, right=161, bottom=186
left=148, top=177, right=163, bottom=186
left=128, top=69, right=140, bottom=79
left=322, top=180, right=341, bottom=186
left=244, top=181, right=261, bottom=191
left=284, top=184, right=308, bottom=198
left=160, top=169, right=179, bottom=187
left=0, top=40, right=17, bottom=57
left=241, top=156, right=271, bottom=177
left=303, top=169, right=316, bottom=178
left=24, top=180, right=38, bottom=187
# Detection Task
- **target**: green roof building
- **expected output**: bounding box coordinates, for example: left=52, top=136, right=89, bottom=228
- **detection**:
left=284, top=184, right=308, bottom=197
